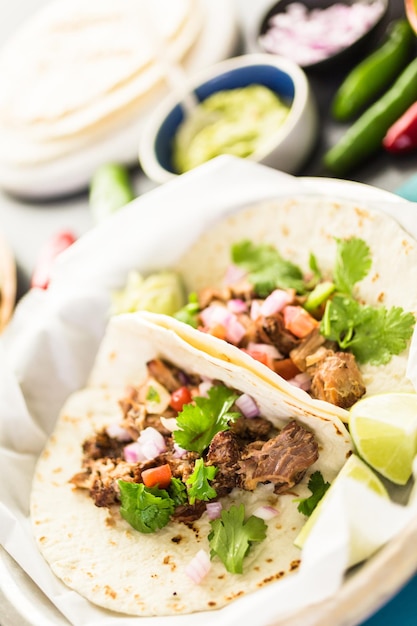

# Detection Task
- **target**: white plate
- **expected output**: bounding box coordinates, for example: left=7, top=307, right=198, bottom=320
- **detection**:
left=0, top=0, right=240, bottom=199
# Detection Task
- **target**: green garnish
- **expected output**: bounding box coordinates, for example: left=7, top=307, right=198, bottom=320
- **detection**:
left=118, top=481, right=174, bottom=533
left=168, top=477, right=188, bottom=506
left=173, top=384, right=241, bottom=454
left=208, top=504, right=267, bottom=574
left=173, top=292, right=200, bottom=328
left=295, top=471, right=331, bottom=517
left=333, top=237, right=372, bottom=295
left=186, top=459, right=218, bottom=504
left=322, top=295, right=415, bottom=365
left=231, top=240, right=306, bottom=296
left=146, top=386, right=160, bottom=403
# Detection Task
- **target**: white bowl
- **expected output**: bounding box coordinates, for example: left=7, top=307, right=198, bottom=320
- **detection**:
left=138, top=53, right=318, bottom=184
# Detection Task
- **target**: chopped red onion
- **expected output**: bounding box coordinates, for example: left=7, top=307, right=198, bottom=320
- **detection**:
left=206, top=501, right=222, bottom=520
left=260, top=289, right=292, bottom=316
left=253, top=505, right=280, bottom=520
left=259, top=0, right=386, bottom=66
left=106, top=423, right=132, bottom=442
left=198, top=380, right=213, bottom=397
left=200, top=304, right=231, bottom=328
left=184, top=549, right=211, bottom=584
left=173, top=442, right=187, bottom=458
left=235, top=393, right=260, bottom=418
left=124, top=427, right=166, bottom=463
left=247, top=342, right=282, bottom=361
left=288, top=372, right=312, bottom=392
left=223, top=264, right=247, bottom=285
left=160, top=416, right=178, bottom=432
left=224, top=314, right=246, bottom=345
left=227, top=298, right=248, bottom=314
left=123, top=441, right=146, bottom=463
left=250, top=299, right=263, bottom=320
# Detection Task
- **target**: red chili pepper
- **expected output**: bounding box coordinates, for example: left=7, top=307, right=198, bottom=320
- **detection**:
left=31, top=230, right=77, bottom=289
left=382, top=101, right=417, bottom=153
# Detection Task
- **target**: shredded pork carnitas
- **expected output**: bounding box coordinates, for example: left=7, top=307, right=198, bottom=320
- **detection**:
left=71, top=359, right=319, bottom=523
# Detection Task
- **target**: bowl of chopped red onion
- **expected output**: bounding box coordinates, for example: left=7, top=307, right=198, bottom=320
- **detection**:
left=258, top=0, right=389, bottom=71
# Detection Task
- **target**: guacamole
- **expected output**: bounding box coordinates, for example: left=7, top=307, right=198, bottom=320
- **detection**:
left=172, top=85, right=291, bottom=173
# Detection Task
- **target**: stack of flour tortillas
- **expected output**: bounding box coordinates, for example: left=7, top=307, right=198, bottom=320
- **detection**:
left=0, top=0, right=238, bottom=198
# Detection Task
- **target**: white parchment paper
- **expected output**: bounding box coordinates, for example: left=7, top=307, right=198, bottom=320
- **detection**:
left=1, top=156, right=417, bottom=626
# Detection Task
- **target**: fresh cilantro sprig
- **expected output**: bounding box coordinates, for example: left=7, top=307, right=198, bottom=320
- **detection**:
left=186, top=459, right=218, bottom=504
left=231, top=240, right=306, bottom=296
left=168, top=477, right=188, bottom=506
left=118, top=481, right=175, bottom=533
left=173, top=384, right=241, bottom=454
left=321, top=295, right=415, bottom=365
left=295, top=471, right=331, bottom=517
left=208, top=504, right=267, bottom=574
left=333, top=237, right=372, bottom=296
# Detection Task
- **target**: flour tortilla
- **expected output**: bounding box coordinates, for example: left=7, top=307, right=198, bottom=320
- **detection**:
left=0, top=0, right=202, bottom=164
left=31, top=313, right=352, bottom=617
left=142, top=194, right=417, bottom=423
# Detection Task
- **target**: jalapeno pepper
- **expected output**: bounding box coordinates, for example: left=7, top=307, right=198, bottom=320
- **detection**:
left=324, top=57, right=417, bottom=175
left=331, top=19, right=415, bottom=121
left=383, top=100, right=417, bottom=153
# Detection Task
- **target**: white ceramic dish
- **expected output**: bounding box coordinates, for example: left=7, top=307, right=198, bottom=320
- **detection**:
left=138, top=53, right=318, bottom=184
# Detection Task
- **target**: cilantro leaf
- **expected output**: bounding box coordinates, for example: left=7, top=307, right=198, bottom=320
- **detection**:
left=333, top=237, right=372, bottom=295
left=167, top=477, right=188, bottom=506
left=146, top=386, right=160, bottom=403
left=173, top=292, right=200, bottom=328
left=186, top=459, right=218, bottom=504
left=173, top=384, right=240, bottom=454
left=231, top=240, right=305, bottom=296
left=322, top=295, right=415, bottom=365
left=118, top=481, right=174, bottom=533
left=208, top=504, right=267, bottom=574
left=295, top=471, right=331, bottom=517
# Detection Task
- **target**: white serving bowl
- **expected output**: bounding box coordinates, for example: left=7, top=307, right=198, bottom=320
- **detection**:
left=138, top=53, right=318, bottom=184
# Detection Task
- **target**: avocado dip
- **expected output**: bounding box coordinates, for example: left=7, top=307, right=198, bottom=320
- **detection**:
left=172, top=85, right=291, bottom=173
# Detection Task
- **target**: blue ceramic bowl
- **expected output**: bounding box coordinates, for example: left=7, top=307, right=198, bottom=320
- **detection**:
left=138, top=54, right=318, bottom=184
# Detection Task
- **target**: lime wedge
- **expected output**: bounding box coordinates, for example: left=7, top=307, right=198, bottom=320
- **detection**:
left=294, top=454, right=388, bottom=551
left=349, top=393, right=417, bottom=485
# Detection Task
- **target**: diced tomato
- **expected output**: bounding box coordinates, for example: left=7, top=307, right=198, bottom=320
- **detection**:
left=283, top=305, right=319, bottom=338
left=142, top=464, right=172, bottom=489
left=199, top=323, right=227, bottom=340
left=31, top=230, right=77, bottom=289
left=170, top=386, right=193, bottom=412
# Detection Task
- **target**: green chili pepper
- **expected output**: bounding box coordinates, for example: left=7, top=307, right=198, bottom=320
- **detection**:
left=324, top=57, right=417, bottom=176
left=89, top=163, right=135, bottom=224
left=331, top=20, right=415, bottom=122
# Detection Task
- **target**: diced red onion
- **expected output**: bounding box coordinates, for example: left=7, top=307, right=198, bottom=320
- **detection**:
left=288, top=372, right=312, bottom=392
left=160, top=416, right=178, bottom=432
left=260, top=289, right=292, bottom=316
left=253, top=505, right=280, bottom=520
left=206, top=501, right=222, bottom=520
left=247, top=342, right=282, bottom=361
left=106, top=423, right=132, bottom=442
left=198, top=380, right=213, bottom=397
left=200, top=304, right=231, bottom=328
left=224, top=314, right=246, bottom=345
left=185, top=549, right=211, bottom=584
left=173, top=442, right=187, bottom=458
left=123, top=441, right=146, bottom=463
left=259, top=0, right=386, bottom=66
left=124, top=427, right=166, bottom=463
left=223, top=264, right=247, bottom=285
left=250, top=300, right=263, bottom=320
left=235, top=393, right=260, bottom=419
left=227, top=298, right=248, bottom=314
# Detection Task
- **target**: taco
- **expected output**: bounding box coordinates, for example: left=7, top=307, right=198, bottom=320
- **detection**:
left=138, top=195, right=417, bottom=422
left=30, top=312, right=352, bottom=617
